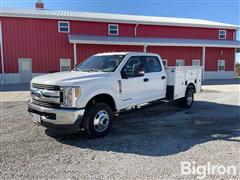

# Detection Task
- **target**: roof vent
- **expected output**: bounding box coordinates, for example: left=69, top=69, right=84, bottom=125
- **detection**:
left=35, top=0, right=44, bottom=9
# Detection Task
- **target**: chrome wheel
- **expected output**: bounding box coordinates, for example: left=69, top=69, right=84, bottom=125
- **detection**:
left=187, top=90, right=193, bottom=106
left=93, top=110, right=110, bottom=132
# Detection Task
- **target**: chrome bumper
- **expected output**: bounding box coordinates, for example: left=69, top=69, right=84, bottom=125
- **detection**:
left=28, top=102, right=85, bottom=129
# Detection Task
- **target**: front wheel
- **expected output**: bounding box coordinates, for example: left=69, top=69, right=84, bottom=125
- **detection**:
left=82, top=103, right=113, bottom=138
left=174, top=88, right=194, bottom=108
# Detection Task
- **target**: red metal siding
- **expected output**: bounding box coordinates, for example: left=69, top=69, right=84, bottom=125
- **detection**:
left=0, top=16, right=236, bottom=74
left=1, top=17, right=73, bottom=73
left=147, top=46, right=202, bottom=66
left=205, top=47, right=235, bottom=71
left=76, top=44, right=142, bottom=63
left=71, top=21, right=135, bottom=37
left=137, top=25, right=235, bottom=40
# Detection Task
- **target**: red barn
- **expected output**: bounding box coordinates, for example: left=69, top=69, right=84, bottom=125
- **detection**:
left=0, top=4, right=239, bottom=83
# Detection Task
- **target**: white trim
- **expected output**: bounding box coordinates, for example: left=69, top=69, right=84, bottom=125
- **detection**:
left=143, top=44, right=147, bottom=53
left=0, top=21, right=4, bottom=84
left=108, top=24, right=119, bottom=36
left=234, top=48, right=236, bottom=71
left=60, top=59, right=71, bottom=71
left=69, top=38, right=240, bottom=48
left=204, top=71, right=235, bottom=79
left=192, top=59, right=201, bottom=66
left=134, top=24, right=139, bottom=36
left=73, top=43, right=77, bottom=67
left=58, top=21, right=70, bottom=33
left=176, top=59, right=185, bottom=66
left=0, top=10, right=238, bottom=30
left=217, top=59, right=225, bottom=71
left=219, top=29, right=226, bottom=39
left=202, top=47, right=206, bottom=80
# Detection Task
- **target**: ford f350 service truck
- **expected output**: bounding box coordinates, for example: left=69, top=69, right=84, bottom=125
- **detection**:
left=28, top=52, right=202, bottom=138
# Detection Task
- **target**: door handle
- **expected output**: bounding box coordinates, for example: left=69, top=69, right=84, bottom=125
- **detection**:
left=143, top=78, right=149, bottom=82
left=161, top=76, right=166, bottom=79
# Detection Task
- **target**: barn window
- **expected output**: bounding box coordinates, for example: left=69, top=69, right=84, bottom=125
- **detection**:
left=218, top=60, right=225, bottom=71
left=192, top=59, right=201, bottom=66
left=108, top=24, right=119, bottom=35
left=60, top=59, right=71, bottom=71
left=219, top=30, right=226, bottom=39
left=58, top=21, right=70, bottom=33
left=176, top=59, right=185, bottom=66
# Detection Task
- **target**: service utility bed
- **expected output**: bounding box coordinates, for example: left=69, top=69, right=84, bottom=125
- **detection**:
left=166, top=66, right=202, bottom=100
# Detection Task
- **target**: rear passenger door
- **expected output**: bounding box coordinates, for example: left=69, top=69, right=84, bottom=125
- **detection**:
left=143, top=56, right=167, bottom=99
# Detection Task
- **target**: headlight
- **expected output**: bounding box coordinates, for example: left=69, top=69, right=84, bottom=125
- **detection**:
left=60, top=87, right=81, bottom=108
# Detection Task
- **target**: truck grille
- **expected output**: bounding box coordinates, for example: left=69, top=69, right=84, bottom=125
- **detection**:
left=32, top=83, right=60, bottom=90
left=32, top=99, right=60, bottom=108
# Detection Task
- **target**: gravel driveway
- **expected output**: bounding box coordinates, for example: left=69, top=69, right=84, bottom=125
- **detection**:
left=1, top=80, right=240, bottom=179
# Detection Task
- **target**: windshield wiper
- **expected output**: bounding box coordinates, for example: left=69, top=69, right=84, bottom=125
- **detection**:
left=78, top=69, right=101, bottom=72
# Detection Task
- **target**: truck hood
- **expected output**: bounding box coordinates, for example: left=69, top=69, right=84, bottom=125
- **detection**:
left=31, top=71, right=110, bottom=86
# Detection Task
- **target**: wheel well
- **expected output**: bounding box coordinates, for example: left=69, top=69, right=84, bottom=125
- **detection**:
left=187, top=83, right=196, bottom=93
left=86, top=94, right=117, bottom=112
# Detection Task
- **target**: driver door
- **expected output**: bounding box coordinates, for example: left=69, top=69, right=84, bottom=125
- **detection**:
left=120, top=56, right=150, bottom=108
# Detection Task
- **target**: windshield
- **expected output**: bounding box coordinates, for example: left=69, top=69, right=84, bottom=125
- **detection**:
left=74, top=55, right=125, bottom=72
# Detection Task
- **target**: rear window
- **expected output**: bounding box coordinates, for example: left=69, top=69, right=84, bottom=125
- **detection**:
left=145, top=56, right=162, bottom=72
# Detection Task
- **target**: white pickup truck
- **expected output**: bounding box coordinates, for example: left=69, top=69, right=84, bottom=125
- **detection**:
left=28, top=52, right=202, bottom=138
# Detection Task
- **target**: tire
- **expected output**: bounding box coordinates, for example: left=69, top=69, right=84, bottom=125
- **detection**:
left=82, top=103, right=113, bottom=138
left=174, top=87, right=194, bottom=108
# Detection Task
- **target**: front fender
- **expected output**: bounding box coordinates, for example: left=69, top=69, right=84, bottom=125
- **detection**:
left=76, top=84, right=120, bottom=110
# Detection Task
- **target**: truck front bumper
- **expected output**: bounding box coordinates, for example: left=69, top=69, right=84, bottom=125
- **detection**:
left=28, top=102, right=85, bottom=131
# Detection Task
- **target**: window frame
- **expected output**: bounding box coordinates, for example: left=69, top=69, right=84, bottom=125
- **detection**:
left=121, top=56, right=146, bottom=78
left=60, top=59, right=71, bottom=72
left=217, top=60, right=225, bottom=71
left=176, top=59, right=185, bottom=66
left=219, top=30, right=226, bottom=39
left=144, top=56, right=162, bottom=73
left=192, top=59, right=201, bottom=66
left=58, top=21, right=70, bottom=33
left=108, top=24, right=119, bottom=36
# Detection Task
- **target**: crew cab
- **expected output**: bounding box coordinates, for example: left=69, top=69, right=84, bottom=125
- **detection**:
left=28, top=52, right=202, bottom=138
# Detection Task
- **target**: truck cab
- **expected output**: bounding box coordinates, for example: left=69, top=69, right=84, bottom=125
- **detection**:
left=28, top=52, right=201, bottom=138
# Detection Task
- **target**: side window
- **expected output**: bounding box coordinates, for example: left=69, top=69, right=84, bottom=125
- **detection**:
left=121, top=56, right=144, bottom=78
left=145, top=56, right=162, bottom=72
left=60, top=59, right=71, bottom=71
left=219, top=30, right=226, bottom=39
left=192, top=59, right=201, bottom=66
left=58, top=21, right=70, bottom=33
left=218, top=60, right=225, bottom=71
left=176, top=59, right=185, bottom=66
left=108, top=24, right=119, bottom=36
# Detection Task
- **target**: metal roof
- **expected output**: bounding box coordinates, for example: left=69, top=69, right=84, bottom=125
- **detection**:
left=68, top=34, right=240, bottom=48
left=0, top=8, right=238, bottom=29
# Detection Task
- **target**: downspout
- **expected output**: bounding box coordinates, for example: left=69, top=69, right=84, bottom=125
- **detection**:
left=0, top=21, right=4, bottom=84
left=73, top=43, right=77, bottom=67
left=143, top=44, right=148, bottom=53
left=134, top=23, right=139, bottom=37
left=202, top=46, right=206, bottom=81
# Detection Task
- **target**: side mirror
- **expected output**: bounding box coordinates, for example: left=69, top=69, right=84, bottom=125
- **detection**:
left=133, top=64, right=145, bottom=77
left=121, top=69, right=129, bottom=79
